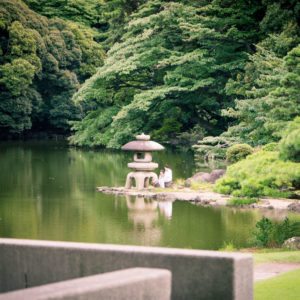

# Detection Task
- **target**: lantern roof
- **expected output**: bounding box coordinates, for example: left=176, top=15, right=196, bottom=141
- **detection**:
left=121, top=133, right=164, bottom=151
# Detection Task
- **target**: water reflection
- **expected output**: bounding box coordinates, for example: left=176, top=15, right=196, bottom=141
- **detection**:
left=125, top=196, right=174, bottom=245
left=0, top=141, right=299, bottom=250
left=126, top=196, right=173, bottom=224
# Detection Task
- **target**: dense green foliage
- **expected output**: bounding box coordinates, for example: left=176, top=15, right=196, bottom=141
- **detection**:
left=70, top=0, right=266, bottom=148
left=215, top=148, right=300, bottom=198
left=193, top=0, right=300, bottom=163
left=226, top=144, right=254, bottom=163
left=253, top=217, right=300, bottom=247
left=24, top=0, right=147, bottom=50
left=224, top=42, right=300, bottom=145
left=1, top=0, right=299, bottom=159
left=193, top=136, right=236, bottom=160
left=227, top=197, right=257, bottom=206
left=0, top=0, right=104, bottom=135
left=279, top=117, right=300, bottom=162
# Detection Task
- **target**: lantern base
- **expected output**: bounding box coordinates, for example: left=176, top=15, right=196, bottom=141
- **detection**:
left=125, top=171, right=158, bottom=190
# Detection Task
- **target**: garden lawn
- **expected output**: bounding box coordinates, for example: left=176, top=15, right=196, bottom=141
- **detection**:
left=253, top=250, right=300, bottom=264
left=255, top=268, right=300, bottom=300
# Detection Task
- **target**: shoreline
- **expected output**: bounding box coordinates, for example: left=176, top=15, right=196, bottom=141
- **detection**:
left=97, top=186, right=300, bottom=212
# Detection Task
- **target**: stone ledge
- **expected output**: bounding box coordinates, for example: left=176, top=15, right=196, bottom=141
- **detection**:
left=0, top=238, right=253, bottom=300
left=0, top=268, right=171, bottom=300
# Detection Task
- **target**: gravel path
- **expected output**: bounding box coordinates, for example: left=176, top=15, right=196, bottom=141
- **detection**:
left=254, top=263, right=300, bottom=281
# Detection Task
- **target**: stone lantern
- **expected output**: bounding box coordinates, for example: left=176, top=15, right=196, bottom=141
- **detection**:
left=121, top=134, right=164, bottom=190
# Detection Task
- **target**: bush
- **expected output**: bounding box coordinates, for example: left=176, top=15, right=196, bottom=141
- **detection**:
left=215, top=149, right=300, bottom=198
left=193, top=136, right=237, bottom=160
left=279, top=117, right=300, bottom=162
left=226, top=144, right=254, bottom=163
left=253, top=217, right=300, bottom=247
left=262, top=143, right=278, bottom=151
left=254, top=217, right=274, bottom=247
left=214, top=177, right=240, bottom=194
left=227, top=197, right=258, bottom=206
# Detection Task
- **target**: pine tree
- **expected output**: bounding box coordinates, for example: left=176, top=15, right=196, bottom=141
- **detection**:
left=70, top=0, right=263, bottom=148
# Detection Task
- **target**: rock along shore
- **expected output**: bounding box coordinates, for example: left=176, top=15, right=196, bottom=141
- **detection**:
left=97, top=186, right=300, bottom=212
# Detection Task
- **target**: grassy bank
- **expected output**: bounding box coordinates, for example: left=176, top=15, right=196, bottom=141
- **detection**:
left=220, top=247, right=300, bottom=264
left=255, top=269, right=300, bottom=300
left=253, top=249, right=300, bottom=264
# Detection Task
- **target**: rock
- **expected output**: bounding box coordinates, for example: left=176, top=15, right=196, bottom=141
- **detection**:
left=185, top=169, right=226, bottom=186
left=185, top=172, right=206, bottom=187
left=283, top=237, right=300, bottom=250
left=288, top=202, right=300, bottom=213
left=209, top=169, right=226, bottom=182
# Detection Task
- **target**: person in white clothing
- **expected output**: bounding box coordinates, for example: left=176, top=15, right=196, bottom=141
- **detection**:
left=158, top=170, right=165, bottom=188
left=163, top=165, right=173, bottom=187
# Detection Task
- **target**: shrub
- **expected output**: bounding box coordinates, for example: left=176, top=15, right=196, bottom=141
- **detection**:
left=215, top=177, right=240, bottom=194
left=253, top=217, right=274, bottom=247
left=227, top=197, right=258, bottom=206
left=215, top=150, right=300, bottom=198
left=279, top=117, right=300, bottom=162
left=226, top=144, right=254, bottom=163
left=233, top=179, right=264, bottom=198
left=262, top=143, right=278, bottom=151
left=253, top=217, right=300, bottom=247
left=193, top=136, right=237, bottom=160
left=219, top=241, right=237, bottom=251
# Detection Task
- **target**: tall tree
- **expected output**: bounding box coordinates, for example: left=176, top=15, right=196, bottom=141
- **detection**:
left=223, top=32, right=300, bottom=144
left=70, top=0, right=264, bottom=148
left=0, top=0, right=104, bottom=135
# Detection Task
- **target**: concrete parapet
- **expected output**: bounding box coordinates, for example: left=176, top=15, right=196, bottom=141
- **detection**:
left=0, top=268, right=171, bottom=300
left=0, top=238, right=253, bottom=300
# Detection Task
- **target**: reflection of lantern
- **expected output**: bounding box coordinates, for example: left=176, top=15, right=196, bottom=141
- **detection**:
left=122, top=134, right=164, bottom=190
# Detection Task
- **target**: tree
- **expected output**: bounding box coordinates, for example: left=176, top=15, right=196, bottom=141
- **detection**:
left=70, top=0, right=264, bottom=148
left=0, top=0, right=104, bottom=135
left=223, top=42, right=300, bottom=145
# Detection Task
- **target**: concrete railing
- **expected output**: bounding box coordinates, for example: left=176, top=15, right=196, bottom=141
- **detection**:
left=0, top=238, right=253, bottom=300
left=0, top=268, right=171, bottom=300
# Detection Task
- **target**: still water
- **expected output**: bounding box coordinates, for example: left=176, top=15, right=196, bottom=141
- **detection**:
left=0, top=141, right=298, bottom=250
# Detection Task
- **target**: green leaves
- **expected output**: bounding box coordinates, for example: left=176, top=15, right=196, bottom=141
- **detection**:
left=71, top=0, right=263, bottom=148
left=0, top=59, right=36, bottom=96
left=224, top=41, right=300, bottom=145
left=0, top=0, right=104, bottom=135
left=215, top=148, right=300, bottom=198
left=279, top=117, right=300, bottom=162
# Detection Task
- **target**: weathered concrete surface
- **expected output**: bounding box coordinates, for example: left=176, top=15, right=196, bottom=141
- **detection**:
left=0, top=238, right=253, bottom=300
left=0, top=268, right=171, bottom=300
left=254, top=263, right=300, bottom=281
left=97, top=186, right=300, bottom=212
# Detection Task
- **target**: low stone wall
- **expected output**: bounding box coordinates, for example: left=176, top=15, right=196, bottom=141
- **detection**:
left=0, top=268, right=171, bottom=300
left=0, top=238, right=253, bottom=300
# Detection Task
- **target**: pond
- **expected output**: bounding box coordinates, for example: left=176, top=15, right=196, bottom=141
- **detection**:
left=0, top=140, right=298, bottom=250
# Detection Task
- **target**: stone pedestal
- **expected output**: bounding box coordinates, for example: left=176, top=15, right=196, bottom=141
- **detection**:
left=125, top=171, right=158, bottom=190
left=122, top=134, right=164, bottom=190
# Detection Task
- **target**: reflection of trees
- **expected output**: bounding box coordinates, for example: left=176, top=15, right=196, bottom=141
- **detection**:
left=2, top=141, right=298, bottom=249
left=0, top=141, right=178, bottom=245
left=0, top=141, right=132, bottom=241
left=160, top=202, right=225, bottom=249
left=219, top=208, right=260, bottom=248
